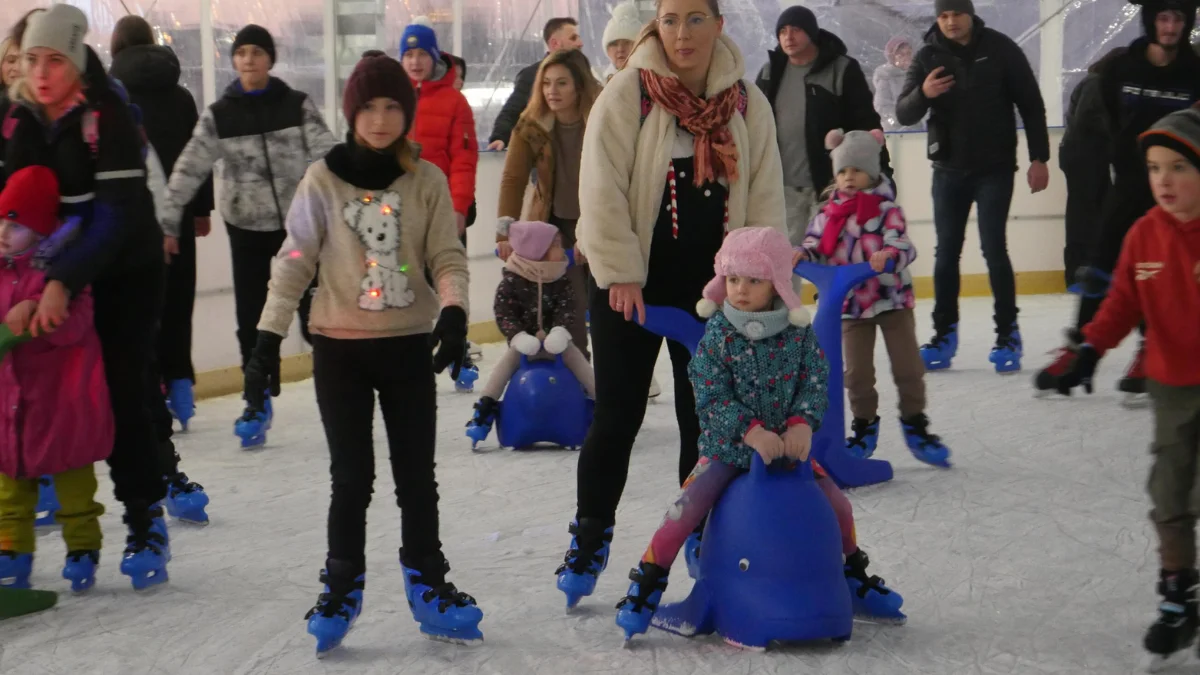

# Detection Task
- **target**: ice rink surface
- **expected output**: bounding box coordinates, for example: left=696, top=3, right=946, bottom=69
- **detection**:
left=1, top=295, right=1164, bottom=674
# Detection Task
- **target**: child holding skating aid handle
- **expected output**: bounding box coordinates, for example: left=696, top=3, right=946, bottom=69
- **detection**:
left=466, top=220, right=595, bottom=441
left=0, top=166, right=113, bottom=594
left=1054, top=105, right=1200, bottom=670
left=796, top=129, right=950, bottom=469
left=614, top=227, right=905, bottom=641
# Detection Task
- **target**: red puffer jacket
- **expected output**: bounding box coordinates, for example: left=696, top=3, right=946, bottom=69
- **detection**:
left=0, top=252, right=113, bottom=479
left=410, top=63, right=478, bottom=216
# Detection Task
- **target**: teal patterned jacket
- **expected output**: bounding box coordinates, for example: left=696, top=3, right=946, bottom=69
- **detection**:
left=687, top=311, right=830, bottom=470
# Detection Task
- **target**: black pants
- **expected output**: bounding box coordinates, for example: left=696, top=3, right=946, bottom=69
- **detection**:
left=575, top=284, right=701, bottom=524
left=1075, top=176, right=1155, bottom=330
left=930, top=168, right=1018, bottom=332
left=93, top=262, right=168, bottom=508
left=312, top=334, right=442, bottom=568
left=1062, top=157, right=1111, bottom=287
left=158, top=217, right=196, bottom=382
left=227, top=225, right=315, bottom=368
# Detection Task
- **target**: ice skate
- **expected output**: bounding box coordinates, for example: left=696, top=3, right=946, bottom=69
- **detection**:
left=0, top=551, right=33, bottom=589
left=34, top=477, right=58, bottom=528
left=919, top=324, right=957, bottom=371
left=846, top=416, right=880, bottom=459
left=1145, top=569, right=1198, bottom=672
left=304, top=559, right=365, bottom=657
left=844, top=549, right=906, bottom=624
left=465, top=396, right=499, bottom=449
left=615, top=561, right=669, bottom=643
left=165, top=379, right=195, bottom=431
left=62, top=550, right=98, bottom=593
left=400, top=550, right=484, bottom=644
left=900, top=414, right=951, bottom=468
left=119, top=506, right=169, bottom=590
left=555, top=518, right=613, bottom=610
left=234, top=394, right=273, bottom=449
left=989, top=324, right=1022, bottom=374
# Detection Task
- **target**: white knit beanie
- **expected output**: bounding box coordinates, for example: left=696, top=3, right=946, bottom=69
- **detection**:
left=22, top=4, right=89, bottom=74
left=603, top=2, right=643, bottom=48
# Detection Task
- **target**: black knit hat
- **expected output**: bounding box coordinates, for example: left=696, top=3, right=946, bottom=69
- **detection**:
left=343, top=51, right=416, bottom=132
left=776, top=6, right=818, bottom=40
left=232, top=24, right=276, bottom=65
left=1140, top=105, right=1200, bottom=171
left=1133, top=0, right=1198, bottom=45
left=935, top=0, right=976, bottom=15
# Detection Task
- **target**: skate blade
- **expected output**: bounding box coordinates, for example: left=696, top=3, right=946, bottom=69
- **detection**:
left=853, top=613, right=907, bottom=626
left=420, top=626, right=483, bottom=645
left=125, top=569, right=169, bottom=591
left=1145, top=649, right=1190, bottom=672
left=1122, top=393, right=1150, bottom=409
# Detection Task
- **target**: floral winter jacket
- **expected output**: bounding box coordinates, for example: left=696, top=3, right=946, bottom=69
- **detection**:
left=688, top=311, right=829, bottom=470
left=0, top=253, right=113, bottom=479
left=493, top=269, right=576, bottom=341
left=800, top=177, right=916, bottom=319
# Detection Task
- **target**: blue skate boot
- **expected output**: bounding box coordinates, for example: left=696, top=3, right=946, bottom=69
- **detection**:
left=844, top=548, right=906, bottom=624
left=919, top=324, right=958, bottom=371
left=683, top=532, right=702, bottom=580
left=305, top=559, right=366, bottom=657
left=165, top=472, right=210, bottom=525
left=34, top=477, right=58, bottom=527
left=454, top=350, right=480, bottom=393
left=555, top=518, right=614, bottom=610
left=165, top=379, right=195, bottom=431
left=465, top=396, right=499, bottom=449
left=234, top=394, right=273, bottom=449
left=400, top=549, right=484, bottom=643
left=615, top=561, right=669, bottom=642
left=846, top=416, right=881, bottom=459
left=989, top=324, right=1023, bottom=374
left=119, top=505, right=169, bottom=590
left=62, top=550, right=99, bottom=593
left=900, top=414, right=951, bottom=468
left=0, top=551, right=33, bottom=589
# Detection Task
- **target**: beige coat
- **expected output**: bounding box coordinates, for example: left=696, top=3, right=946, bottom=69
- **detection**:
left=575, top=34, right=787, bottom=288
left=496, top=113, right=561, bottom=238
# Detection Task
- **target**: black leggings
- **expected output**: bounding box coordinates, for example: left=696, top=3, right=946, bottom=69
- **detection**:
left=575, top=286, right=701, bottom=525
left=158, top=217, right=196, bottom=382
left=312, top=334, right=442, bottom=568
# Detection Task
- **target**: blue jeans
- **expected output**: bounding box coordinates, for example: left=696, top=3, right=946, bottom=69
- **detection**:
left=930, top=168, right=1018, bottom=333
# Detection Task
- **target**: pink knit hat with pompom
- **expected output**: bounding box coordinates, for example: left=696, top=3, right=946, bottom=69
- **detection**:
left=696, top=227, right=810, bottom=326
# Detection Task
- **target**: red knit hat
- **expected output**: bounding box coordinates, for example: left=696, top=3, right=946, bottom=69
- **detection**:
left=343, top=51, right=416, bottom=134
left=0, top=166, right=60, bottom=237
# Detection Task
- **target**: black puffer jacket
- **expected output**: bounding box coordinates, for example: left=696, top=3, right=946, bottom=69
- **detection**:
left=488, top=57, right=542, bottom=146
left=896, top=18, right=1050, bottom=174
left=110, top=44, right=213, bottom=220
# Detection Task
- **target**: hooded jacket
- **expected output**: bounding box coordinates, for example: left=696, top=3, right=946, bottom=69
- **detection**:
left=895, top=17, right=1050, bottom=173
left=755, top=31, right=891, bottom=191
left=410, top=58, right=479, bottom=216
left=157, top=76, right=337, bottom=237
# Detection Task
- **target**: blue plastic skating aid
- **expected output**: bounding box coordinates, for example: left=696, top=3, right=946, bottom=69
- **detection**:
left=166, top=379, right=195, bottom=431
left=62, top=551, right=98, bottom=593
left=683, top=532, right=702, bottom=581
left=454, top=364, right=480, bottom=393
left=989, top=328, right=1023, bottom=374
left=400, top=563, right=483, bottom=643
left=165, top=480, right=210, bottom=525
left=616, top=563, right=669, bottom=642
left=0, top=552, right=33, bottom=589
left=34, top=478, right=58, bottom=527
left=495, top=356, right=593, bottom=450
left=652, top=457, right=854, bottom=649
left=555, top=520, right=613, bottom=609
left=920, top=324, right=958, bottom=371
left=234, top=395, right=273, bottom=449
left=306, top=570, right=365, bottom=657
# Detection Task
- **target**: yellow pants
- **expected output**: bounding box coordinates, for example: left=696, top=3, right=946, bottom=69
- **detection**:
left=0, top=465, right=105, bottom=554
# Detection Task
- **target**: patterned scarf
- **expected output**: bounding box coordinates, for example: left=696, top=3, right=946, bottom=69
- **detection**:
left=639, top=68, right=740, bottom=187
left=819, top=191, right=885, bottom=257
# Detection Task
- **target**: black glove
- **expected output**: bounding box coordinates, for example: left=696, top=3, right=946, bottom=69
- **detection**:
left=430, top=306, right=468, bottom=380
left=1056, top=344, right=1100, bottom=395
left=243, top=331, right=284, bottom=412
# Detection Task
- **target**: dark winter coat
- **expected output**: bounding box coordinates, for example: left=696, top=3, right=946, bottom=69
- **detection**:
left=755, top=31, right=890, bottom=191
left=896, top=18, right=1050, bottom=174
left=493, top=268, right=575, bottom=340
left=110, top=44, right=214, bottom=229
left=1, top=47, right=163, bottom=295
left=489, top=57, right=543, bottom=145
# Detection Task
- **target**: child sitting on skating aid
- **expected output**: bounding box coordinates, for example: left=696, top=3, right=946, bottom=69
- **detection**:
left=796, top=129, right=950, bottom=469
left=466, top=220, right=595, bottom=440
left=614, top=227, right=905, bottom=641
left=0, top=166, right=113, bottom=594
left=1055, top=106, right=1200, bottom=669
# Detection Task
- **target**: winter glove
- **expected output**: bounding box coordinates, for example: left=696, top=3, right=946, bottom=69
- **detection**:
left=430, top=305, right=468, bottom=380
left=744, top=425, right=784, bottom=463
left=543, top=326, right=571, bottom=355
left=243, top=331, right=283, bottom=412
left=1056, top=344, right=1100, bottom=395
left=782, top=422, right=813, bottom=461
left=510, top=331, right=541, bottom=356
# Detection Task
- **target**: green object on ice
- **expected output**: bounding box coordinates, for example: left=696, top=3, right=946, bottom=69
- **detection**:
left=0, top=587, right=58, bottom=619
left=0, top=324, right=33, bottom=363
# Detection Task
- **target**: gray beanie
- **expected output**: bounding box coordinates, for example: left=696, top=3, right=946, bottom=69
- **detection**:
left=826, top=129, right=886, bottom=181
left=1140, top=106, right=1200, bottom=171
left=935, top=0, right=976, bottom=14
left=22, top=4, right=89, bottom=74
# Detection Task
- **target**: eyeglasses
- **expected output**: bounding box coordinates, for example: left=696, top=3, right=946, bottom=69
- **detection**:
left=656, top=13, right=716, bottom=35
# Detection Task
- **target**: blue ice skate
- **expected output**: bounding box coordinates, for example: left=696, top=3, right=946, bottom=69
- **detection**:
left=683, top=532, right=702, bottom=580
left=165, top=379, right=195, bottom=431
left=555, top=518, right=613, bottom=610
left=454, top=362, right=480, bottom=393
left=844, top=549, right=906, bottom=624
left=119, top=512, right=169, bottom=590
left=900, top=414, right=951, bottom=469
left=234, top=395, right=273, bottom=449
left=35, top=477, right=58, bottom=527
left=0, top=552, right=33, bottom=589
left=305, top=565, right=365, bottom=657
left=846, top=416, right=880, bottom=459
left=62, top=550, right=99, bottom=593
left=989, top=325, right=1023, bottom=374
left=465, top=396, right=499, bottom=449
left=400, top=551, right=484, bottom=643
left=165, top=473, right=210, bottom=525
left=616, top=562, right=669, bottom=642
left=919, top=325, right=958, bottom=371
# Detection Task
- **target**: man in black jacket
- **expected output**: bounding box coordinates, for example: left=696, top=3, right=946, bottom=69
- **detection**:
left=896, top=0, right=1050, bottom=373
left=755, top=6, right=890, bottom=244
left=486, top=17, right=582, bottom=150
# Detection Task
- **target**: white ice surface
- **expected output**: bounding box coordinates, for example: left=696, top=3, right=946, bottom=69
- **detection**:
left=1, top=295, right=1161, bottom=674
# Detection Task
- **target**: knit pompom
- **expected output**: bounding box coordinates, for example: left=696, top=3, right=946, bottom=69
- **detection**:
left=868, top=129, right=886, bottom=146
left=825, top=128, right=846, bottom=150
left=788, top=306, right=811, bottom=327
left=412, top=15, right=433, bottom=28
left=696, top=298, right=719, bottom=318
left=611, top=1, right=640, bottom=22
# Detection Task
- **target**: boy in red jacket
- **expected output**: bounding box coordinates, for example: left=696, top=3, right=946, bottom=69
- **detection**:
left=1057, top=105, right=1200, bottom=667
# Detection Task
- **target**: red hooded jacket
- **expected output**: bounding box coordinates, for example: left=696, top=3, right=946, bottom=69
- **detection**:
left=1083, top=206, right=1200, bottom=386
left=0, top=251, right=113, bottom=479
left=410, top=62, right=478, bottom=216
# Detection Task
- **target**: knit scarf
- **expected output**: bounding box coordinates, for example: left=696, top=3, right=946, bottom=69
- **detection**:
left=506, top=254, right=569, bottom=333
left=819, top=191, right=886, bottom=257
left=639, top=69, right=740, bottom=187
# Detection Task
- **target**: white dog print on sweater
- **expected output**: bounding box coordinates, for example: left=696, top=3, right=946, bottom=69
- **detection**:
left=342, top=190, right=415, bottom=311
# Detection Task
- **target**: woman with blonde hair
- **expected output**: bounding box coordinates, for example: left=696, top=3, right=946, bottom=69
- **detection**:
left=495, top=48, right=601, bottom=357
